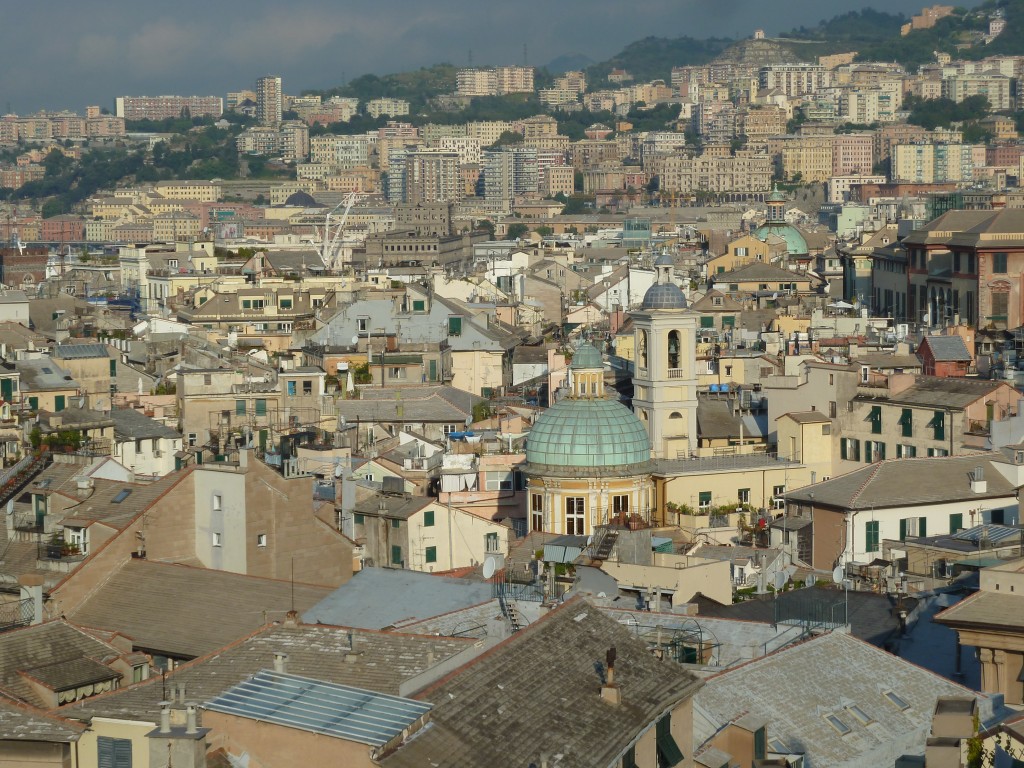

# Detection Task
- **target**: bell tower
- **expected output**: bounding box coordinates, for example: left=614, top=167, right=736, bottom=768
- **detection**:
left=631, top=254, right=698, bottom=459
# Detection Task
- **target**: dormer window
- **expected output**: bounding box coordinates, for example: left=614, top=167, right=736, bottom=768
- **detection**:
left=713, top=297, right=723, bottom=307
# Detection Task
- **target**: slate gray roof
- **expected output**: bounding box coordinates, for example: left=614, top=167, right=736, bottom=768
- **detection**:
left=109, top=408, right=180, bottom=440
left=303, top=567, right=493, bottom=630
left=0, top=621, right=125, bottom=708
left=65, top=560, right=333, bottom=659
left=381, top=598, right=702, bottom=768
left=936, top=589, right=1024, bottom=631
left=920, top=335, right=972, bottom=362
left=337, top=385, right=483, bottom=424
left=58, top=622, right=474, bottom=723
left=0, top=696, right=84, bottom=742
left=690, top=587, right=911, bottom=648
left=693, top=631, right=997, bottom=768
left=714, top=262, right=812, bottom=283
left=785, top=455, right=1017, bottom=510
left=16, top=358, right=76, bottom=391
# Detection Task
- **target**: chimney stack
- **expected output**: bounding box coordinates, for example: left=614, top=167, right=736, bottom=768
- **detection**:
left=283, top=609, right=299, bottom=627
left=970, top=466, right=987, bottom=494
left=601, top=646, right=621, bottom=705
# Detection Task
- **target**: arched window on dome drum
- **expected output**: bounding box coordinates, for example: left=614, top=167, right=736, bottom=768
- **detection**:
left=667, top=330, right=680, bottom=370
left=669, top=412, right=683, bottom=419
left=638, top=330, right=648, bottom=369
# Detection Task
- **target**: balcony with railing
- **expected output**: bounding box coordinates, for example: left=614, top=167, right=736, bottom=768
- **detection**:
left=667, top=368, right=687, bottom=379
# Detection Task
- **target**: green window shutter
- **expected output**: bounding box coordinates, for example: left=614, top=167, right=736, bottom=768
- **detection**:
left=841, top=439, right=848, bottom=460
left=109, top=359, right=117, bottom=376
left=424, top=510, right=435, bottom=526
left=413, top=300, right=425, bottom=312
left=878, top=443, right=886, bottom=461
left=280, top=299, right=292, bottom=309
left=754, top=727, right=767, bottom=760
left=54, top=395, right=65, bottom=412
left=920, top=518, right=927, bottom=537
left=242, top=299, right=251, bottom=309
left=448, top=316, right=462, bottom=336
left=391, top=545, right=402, bottom=565
left=698, top=491, right=712, bottom=508
left=623, top=746, right=638, bottom=768
left=896, top=444, right=903, bottom=459
left=900, top=408, right=913, bottom=437
left=392, top=518, right=401, bottom=529
left=29, top=396, right=38, bottom=410
left=716, top=266, right=725, bottom=273
left=950, top=513, right=963, bottom=533
left=864, top=441, right=873, bottom=463
left=700, top=316, right=715, bottom=328
left=866, top=521, right=879, bottom=552
left=428, top=359, right=437, bottom=381
left=655, top=714, right=684, bottom=767
left=425, top=546, right=437, bottom=563
left=932, top=410, right=945, bottom=440
left=235, top=399, right=245, bottom=415
left=899, top=518, right=907, bottom=541
left=870, top=405, right=882, bottom=434
left=722, top=316, right=735, bottom=327
left=255, top=399, right=267, bottom=416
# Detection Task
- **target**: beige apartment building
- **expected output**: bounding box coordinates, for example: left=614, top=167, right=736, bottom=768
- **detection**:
left=153, top=180, right=222, bottom=202
left=772, top=135, right=834, bottom=183
left=892, top=142, right=981, bottom=183
left=659, top=152, right=772, bottom=194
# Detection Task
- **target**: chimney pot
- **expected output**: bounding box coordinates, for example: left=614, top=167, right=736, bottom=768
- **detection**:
left=273, top=652, right=288, bottom=674
left=185, top=704, right=197, bottom=735
left=283, top=609, right=299, bottom=627
left=159, top=701, right=171, bottom=734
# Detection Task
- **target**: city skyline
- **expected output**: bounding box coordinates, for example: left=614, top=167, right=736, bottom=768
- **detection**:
left=1, top=0, right=981, bottom=113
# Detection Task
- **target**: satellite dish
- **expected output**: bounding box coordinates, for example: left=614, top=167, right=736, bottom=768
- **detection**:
left=773, top=571, right=787, bottom=590
left=832, top=566, right=844, bottom=584
left=482, top=556, right=497, bottom=580
left=351, top=335, right=359, bottom=345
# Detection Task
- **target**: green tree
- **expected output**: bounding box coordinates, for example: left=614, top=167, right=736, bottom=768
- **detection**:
left=535, top=225, right=554, bottom=237
left=507, top=222, right=530, bottom=240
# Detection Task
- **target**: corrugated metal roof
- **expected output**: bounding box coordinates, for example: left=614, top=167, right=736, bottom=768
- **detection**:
left=952, top=524, right=1022, bottom=545
left=205, top=669, right=431, bottom=746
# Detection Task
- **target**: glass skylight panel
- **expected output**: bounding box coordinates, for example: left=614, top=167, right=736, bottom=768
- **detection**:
left=825, top=714, right=851, bottom=735
left=884, top=691, right=910, bottom=710
left=847, top=705, right=873, bottom=725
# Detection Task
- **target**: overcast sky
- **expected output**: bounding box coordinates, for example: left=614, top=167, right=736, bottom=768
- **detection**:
left=1, top=0, right=979, bottom=113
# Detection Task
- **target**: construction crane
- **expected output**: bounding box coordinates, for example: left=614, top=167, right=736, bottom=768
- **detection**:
left=319, top=191, right=359, bottom=272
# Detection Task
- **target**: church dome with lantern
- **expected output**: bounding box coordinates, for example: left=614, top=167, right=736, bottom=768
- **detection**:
left=752, top=186, right=808, bottom=257
left=524, top=342, right=654, bottom=536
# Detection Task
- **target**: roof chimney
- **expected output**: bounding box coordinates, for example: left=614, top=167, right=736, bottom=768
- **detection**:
left=970, top=466, right=987, bottom=494
left=185, top=704, right=198, bottom=735
left=159, top=702, right=171, bottom=734
left=601, top=646, right=621, bottom=705
left=283, top=609, right=299, bottom=628
left=273, top=652, right=288, bottom=674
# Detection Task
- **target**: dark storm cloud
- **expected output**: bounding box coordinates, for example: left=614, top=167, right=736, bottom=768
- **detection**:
left=0, top=0, right=977, bottom=112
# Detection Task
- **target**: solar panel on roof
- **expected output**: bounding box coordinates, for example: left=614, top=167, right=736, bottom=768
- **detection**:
left=952, top=524, right=1021, bottom=545
left=205, top=670, right=431, bottom=746
left=111, top=489, right=132, bottom=504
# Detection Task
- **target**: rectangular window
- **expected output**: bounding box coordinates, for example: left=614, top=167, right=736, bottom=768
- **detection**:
left=700, top=316, right=715, bottom=328
left=448, top=316, right=463, bottom=336
left=97, top=736, right=132, bottom=768
left=950, top=512, right=963, bottom=533
left=865, top=440, right=873, bottom=463
left=991, top=292, right=1008, bottom=322
left=287, top=381, right=296, bottom=396
left=242, top=299, right=252, bottom=309
left=994, top=252, right=1008, bottom=273
left=930, top=410, right=945, bottom=441
left=212, top=494, right=222, bottom=511
left=899, top=408, right=912, bottom=437
left=255, top=399, right=267, bottom=416
left=256, top=533, right=267, bottom=547
left=656, top=714, right=685, bottom=767
left=391, top=544, right=402, bottom=566
left=865, top=520, right=879, bottom=553
left=109, top=359, right=117, bottom=376
left=235, top=399, right=246, bottom=415
left=357, top=317, right=368, bottom=332
left=425, top=546, right=437, bottom=564
left=302, top=380, right=312, bottom=395
left=897, top=444, right=917, bottom=458
left=698, top=491, right=712, bottom=510
left=354, top=513, right=364, bottom=525
left=424, top=510, right=435, bottom=527
left=391, top=518, right=401, bottom=529
left=212, top=532, right=222, bottom=547
left=565, top=497, right=585, bottom=535
left=738, top=488, right=750, bottom=504
left=412, top=299, right=426, bottom=312
left=279, top=298, right=292, bottom=309
left=869, top=405, right=882, bottom=434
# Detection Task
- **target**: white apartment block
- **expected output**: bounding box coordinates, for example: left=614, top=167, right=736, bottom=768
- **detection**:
left=456, top=66, right=534, bottom=97
left=942, top=73, right=1013, bottom=111
left=466, top=121, right=513, bottom=145
left=759, top=64, right=832, bottom=98
left=892, top=143, right=980, bottom=183
left=432, top=136, right=483, bottom=165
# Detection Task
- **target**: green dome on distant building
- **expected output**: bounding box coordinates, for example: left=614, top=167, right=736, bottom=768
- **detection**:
left=753, top=185, right=808, bottom=256
left=525, top=398, right=651, bottom=469
left=569, top=343, right=604, bottom=370
left=752, top=222, right=808, bottom=256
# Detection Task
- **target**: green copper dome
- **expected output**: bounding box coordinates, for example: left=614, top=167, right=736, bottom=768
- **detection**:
left=752, top=223, right=808, bottom=256
left=526, top=398, right=651, bottom=470
left=569, top=343, right=603, bottom=370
